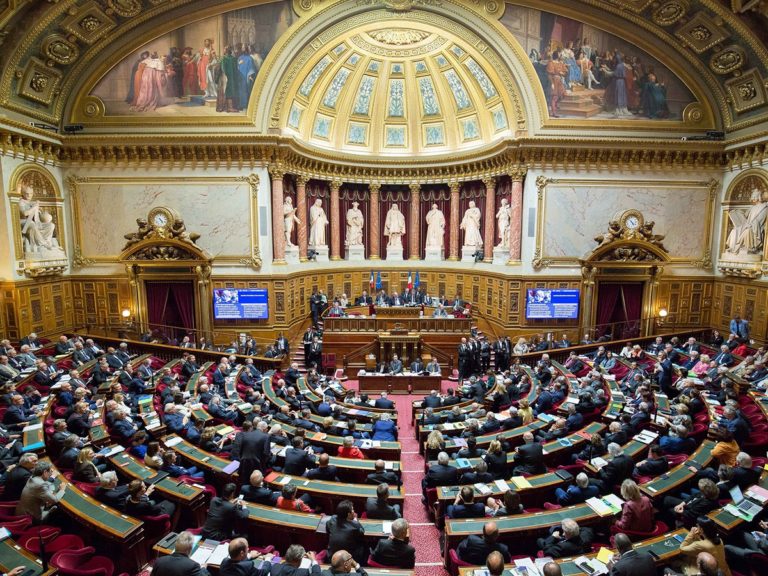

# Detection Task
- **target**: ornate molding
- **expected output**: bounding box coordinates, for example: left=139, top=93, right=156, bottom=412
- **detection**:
left=71, top=247, right=95, bottom=270
left=237, top=173, right=263, bottom=270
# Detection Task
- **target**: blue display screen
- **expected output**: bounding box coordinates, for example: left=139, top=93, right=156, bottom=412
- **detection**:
left=525, top=288, right=580, bottom=320
left=213, top=289, right=269, bottom=320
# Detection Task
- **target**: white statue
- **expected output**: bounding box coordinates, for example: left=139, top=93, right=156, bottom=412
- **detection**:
left=283, top=196, right=300, bottom=247
left=496, top=198, right=511, bottom=249
left=309, top=198, right=329, bottom=248
left=345, top=201, right=364, bottom=246
left=726, top=188, right=768, bottom=256
left=425, top=203, right=445, bottom=249
left=460, top=200, right=483, bottom=249
left=384, top=204, right=406, bottom=248
left=19, top=184, right=61, bottom=254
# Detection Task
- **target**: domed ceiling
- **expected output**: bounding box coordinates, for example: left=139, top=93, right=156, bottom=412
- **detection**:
left=280, top=23, right=514, bottom=156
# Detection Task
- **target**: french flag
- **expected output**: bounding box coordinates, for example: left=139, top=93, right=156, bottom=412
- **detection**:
left=369, top=270, right=374, bottom=291
left=407, top=271, right=413, bottom=290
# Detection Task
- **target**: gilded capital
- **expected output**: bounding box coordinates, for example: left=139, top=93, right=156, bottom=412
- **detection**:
left=296, top=175, right=309, bottom=187
left=449, top=182, right=461, bottom=194
left=369, top=183, right=381, bottom=195
left=482, top=177, right=496, bottom=190
left=409, top=183, right=421, bottom=195
left=330, top=180, right=342, bottom=193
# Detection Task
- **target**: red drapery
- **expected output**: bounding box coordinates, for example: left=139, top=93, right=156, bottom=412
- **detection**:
left=418, top=185, right=452, bottom=260
left=169, top=282, right=196, bottom=333
left=339, top=184, right=370, bottom=256
left=596, top=282, right=644, bottom=339
left=145, top=282, right=170, bottom=330
left=379, top=186, right=411, bottom=257
left=596, top=283, right=620, bottom=338
left=621, top=283, right=644, bottom=339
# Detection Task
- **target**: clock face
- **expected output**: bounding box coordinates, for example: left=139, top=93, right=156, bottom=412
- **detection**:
left=152, top=213, right=168, bottom=227
left=625, top=215, right=640, bottom=230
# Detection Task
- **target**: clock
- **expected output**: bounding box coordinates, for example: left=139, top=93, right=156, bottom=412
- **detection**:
left=147, top=207, right=175, bottom=230
left=152, top=213, right=168, bottom=227
left=619, top=210, right=644, bottom=231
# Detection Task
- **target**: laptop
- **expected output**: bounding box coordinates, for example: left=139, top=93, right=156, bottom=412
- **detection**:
left=730, top=485, right=763, bottom=517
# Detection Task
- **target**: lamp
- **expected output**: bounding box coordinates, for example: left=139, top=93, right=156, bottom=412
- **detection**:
left=659, top=308, right=668, bottom=318
left=121, top=309, right=131, bottom=319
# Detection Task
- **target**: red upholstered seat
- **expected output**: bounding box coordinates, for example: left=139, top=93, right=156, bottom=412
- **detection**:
left=610, top=520, right=668, bottom=542
left=744, top=433, right=768, bottom=452
left=51, top=546, right=115, bottom=576
left=367, top=555, right=392, bottom=568
left=543, top=502, right=562, bottom=510
left=448, top=548, right=473, bottom=576
left=75, top=482, right=99, bottom=497
left=2, top=517, right=32, bottom=536
left=666, top=453, right=688, bottom=466
left=21, top=532, right=85, bottom=555
left=314, top=550, right=328, bottom=564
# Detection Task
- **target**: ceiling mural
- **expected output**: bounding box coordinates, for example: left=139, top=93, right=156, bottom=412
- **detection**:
left=502, top=5, right=697, bottom=120
left=90, top=1, right=293, bottom=117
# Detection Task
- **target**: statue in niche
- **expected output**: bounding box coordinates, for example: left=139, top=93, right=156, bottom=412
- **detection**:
left=460, top=200, right=483, bottom=249
left=496, top=198, right=511, bottom=249
left=725, top=188, right=768, bottom=257
left=425, top=203, right=445, bottom=249
left=18, top=182, right=64, bottom=256
left=283, top=196, right=300, bottom=247
left=384, top=204, right=406, bottom=248
left=345, top=201, right=364, bottom=246
left=309, top=198, right=329, bottom=248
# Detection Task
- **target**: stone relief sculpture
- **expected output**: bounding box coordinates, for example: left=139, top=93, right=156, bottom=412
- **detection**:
left=121, top=207, right=207, bottom=261
left=309, top=198, right=329, bottom=247
left=384, top=204, right=406, bottom=248
left=496, top=198, right=511, bottom=248
left=425, top=203, right=445, bottom=249
left=460, top=200, right=483, bottom=249
left=283, top=196, right=300, bottom=247
left=725, top=188, right=767, bottom=257
left=18, top=182, right=65, bottom=258
left=345, top=201, right=364, bottom=246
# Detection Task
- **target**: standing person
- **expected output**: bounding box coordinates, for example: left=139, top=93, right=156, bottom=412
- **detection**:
left=729, top=315, right=750, bottom=342
left=201, top=483, right=249, bottom=541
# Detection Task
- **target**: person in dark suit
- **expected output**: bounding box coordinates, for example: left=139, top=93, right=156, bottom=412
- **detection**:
left=422, top=390, right=442, bottom=408
left=370, top=518, right=415, bottom=568
left=374, top=392, right=395, bottom=410
left=512, top=432, right=546, bottom=475
left=124, top=480, right=176, bottom=518
left=607, top=533, right=657, bottom=576
left=536, top=519, right=593, bottom=558
left=275, top=333, right=290, bottom=357
left=326, top=500, right=366, bottom=565
left=447, top=486, right=485, bottom=519
left=285, top=362, right=302, bottom=387
left=592, top=443, right=635, bottom=492
left=365, top=483, right=401, bottom=520
left=388, top=355, right=403, bottom=375
left=152, top=531, right=207, bottom=576
left=72, top=342, right=94, bottom=366
left=271, top=545, right=320, bottom=576
left=355, top=291, right=373, bottom=306
left=201, top=483, right=249, bottom=541
left=305, top=453, right=339, bottom=481
left=365, top=460, right=401, bottom=486
left=3, top=395, right=37, bottom=428
left=713, top=345, right=734, bottom=366
left=555, top=472, right=600, bottom=506
left=731, top=452, right=761, bottom=488
left=460, top=460, right=494, bottom=485
left=94, top=471, right=129, bottom=510
left=219, top=538, right=270, bottom=576
left=240, top=470, right=279, bottom=506
left=20, top=333, right=41, bottom=349
left=456, top=521, right=511, bottom=565
left=181, top=355, right=200, bottom=380
left=2, top=453, right=36, bottom=501
left=104, top=348, right=124, bottom=370
left=283, top=436, right=317, bottom=476
left=423, top=452, right=459, bottom=492
left=634, top=445, right=669, bottom=478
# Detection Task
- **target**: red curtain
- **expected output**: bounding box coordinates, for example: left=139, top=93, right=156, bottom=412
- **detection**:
left=169, top=282, right=196, bottom=333
left=596, top=283, right=620, bottom=337
left=379, top=186, right=410, bottom=257
left=145, top=282, right=170, bottom=330
left=621, top=283, right=644, bottom=338
left=419, top=185, right=452, bottom=260
left=339, top=184, right=370, bottom=256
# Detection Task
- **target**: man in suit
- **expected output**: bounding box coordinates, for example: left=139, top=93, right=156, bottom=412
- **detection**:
left=0, top=355, right=21, bottom=384
left=238, top=421, right=273, bottom=479
left=20, top=333, right=41, bottom=349
left=201, top=483, right=249, bottom=541
left=457, top=337, right=470, bottom=380
left=3, top=394, right=38, bottom=428
left=355, top=291, right=372, bottom=306
left=730, top=315, right=750, bottom=342
left=365, top=483, right=401, bottom=520
left=72, top=342, right=94, bottom=366
left=366, top=459, right=401, bottom=486
left=423, top=452, right=459, bottom=493
left=54, top=335, right=74, bottom=356
left=512, top=432, right=546, bottom=475
left=138, top=358, right=154, bottom=381
left=683, top=337, right=701, bottom=355
left=305, top=453, right=339, bottom=481
left=115, top=343, right=131, bottom=365
left=370, top=518, right=415, bottom=568
left=16, top=461, right=67, bottom=522
left=410, top=357, right=425, bottom=374
left=33, top=361, right=61, bottom=389
left=456, top=521, right=511, bottom=565
left=275, top=333, right=290, bottom=356
left=95, top=471, right=130, bottom=510
left=634, top=444, right=669, bottom=478
left=105, top=347, right=124, bottom=370
left=536, top=519, right=593, bottom=559
left=219, top=538, right=269, bottom=576
left=422, top=390, right=442, bottom=408
left=389, top=354, right=403, bottom=374
left=447, top=486, right=485, bottom=518
left=285, top=362, right=302, bottom=387
left=374, top=392, right=395, bottom=409
left=270, top=545, right=320, bottom=576
left=608, top=533, right=657, bottom=576
left=713, top=345, right=734, bottom=366
left=555, top=472, right=599, bottom=505
left=152, top=531, right=207, bottom=576
left=593, top=443, right=635, bottom=492
left=283, top=436, right=317, bottom=476
left=181, top=354, right=200, bottom=380
left=308, top=337, right=322, bottom=370
left=732, top=451, right=761, bottom=489
left=390, top=292, right=403, bottom=306
left=426, top=358, right=441, bottom=375
left=3, top=453, right=37, bottom=501
left=239, top=470, right=278, bottom=506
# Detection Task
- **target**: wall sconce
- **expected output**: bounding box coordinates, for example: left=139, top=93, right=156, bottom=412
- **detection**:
left=121, top=309, right=131, bottom=319
left=659, top=308, right=668, bottom=318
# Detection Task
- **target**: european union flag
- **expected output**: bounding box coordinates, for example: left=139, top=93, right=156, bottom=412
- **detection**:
left=414, top=271, right=420, bottom=289
left=376, top=271, right=382, bottom=290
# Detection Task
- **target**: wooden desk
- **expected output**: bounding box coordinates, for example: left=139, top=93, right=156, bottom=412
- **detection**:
left=359, top=374, right=442, bottom=395
left=0, top=539, right=56, bottom=576
left=640, top=440, right=715, bottom=499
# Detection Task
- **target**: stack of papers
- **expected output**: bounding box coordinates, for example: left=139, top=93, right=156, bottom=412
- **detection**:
left=590, top=457, right=609, bottom=469
left=586, top=494, right=624, bottom=516
left=747, top=485, right=768, bottom=504
left=510, top=476, right=532, bottom=489
left=575, top=556, right=608, bottom=575
left=634, top=430, right=659, bottom=444
left=494, top=479, right=510, bottom=492
left=474, top=483, right=492, bottom=495
left=206, top=543, right=230, bottom=566
left=165, top=436, right=183, bottom=447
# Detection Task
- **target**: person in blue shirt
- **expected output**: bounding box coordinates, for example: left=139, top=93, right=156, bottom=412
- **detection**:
left=56, top=381, right=75, bottom=407
left=316, top=395, right=333, bottom=417
left=207, top=396, right=239, bottom=425
left=163, top=403, right=201, bottom=443
left=659, top=424, right=694, bottom=455
left=129, top=430, right=149, bottom=459
left=555, top=472, right=600, bottom=506
left=342, top=420, right=369, bottom=440
left=111, top=410, right=137, bottom=440
left=533, top=386, right=555, bottom=415
left=372, top=413, right=397, bottom=441
left=161, top=450, right=204, bottom=480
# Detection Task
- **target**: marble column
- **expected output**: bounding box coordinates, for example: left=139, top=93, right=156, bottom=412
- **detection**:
left=296, top=176, right=308, bottom=262
left=270, top=167, right=286, bottom=264
left=482, top=177, right=496, bottom=262
left=449, top=182, right=460, bottom=261
left=409, top=183, right=421, bottom=260
left=369, top=183, right=381, bottom=260
left=330, top=180, right=341, bottom=261
left=508, top=174, right=524, bottom=262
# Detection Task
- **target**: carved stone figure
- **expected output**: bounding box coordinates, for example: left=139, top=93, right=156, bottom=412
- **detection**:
left=425, top=203, right=445, bottom=249
left=18, top=184, right=63, bottom=255
left=384, top=204, right=406, bottom=248
left=594, top=220, right=622, bottom=247
left=725, top=188, right=768, bottom=256
left=345, top=201, right=364, bottom=246
left=496, top=198, right=511, bottom=248
left=309, top=198, right=329, bottom=248
left=460, top=200, right=483, bottom=249
left=283, top=196, right=300, bottom=247
left=123, top=218, right=151, bottom=248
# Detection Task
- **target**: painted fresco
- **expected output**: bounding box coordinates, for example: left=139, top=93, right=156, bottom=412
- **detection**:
left=91, top=1, right=294, bottom=116
left=501, top=4, right=696, bottom=120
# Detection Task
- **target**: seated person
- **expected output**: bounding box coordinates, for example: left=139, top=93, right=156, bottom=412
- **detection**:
left=613, top=479, right=654, bottom=534
left=371, top=413, right=397, bottom=441
left=240, top=470, right=279, bottom=506
left=337, top=435, right=365, bottom=459
left=94, top=471, right=129, bottom=510
left=634, top=444, right=669, bottom=478
left=460, top=460, right=493, bottom=485
left=219, top=537, right=268, bottom=576
left=455, top=436, right=486, bottom=460
left=160, top=450, right=204, bottom=480
left=57, top=435, right=80, bottom=469
left=659, top=425, right=695, bottom=455
left=365, top=459, right=401, bottom=486
left=305, top=453, right=339, bottom=481
left=512, top=432, right=545, bottom=476
left=276, top=483, right=314, bottom=513
left=447, top=486, right=485, bottom=519
left=536, top=519, right=594, bottom=558
left=423, top=451, right=459, bottom=491
left=162, top=404, right=200, bottom=443
left=485, top=490, right=524, bottom=517
left=554, top=472, right=599, bottom=506
left=456, top=521, right=511, bottom=565
left=370, top=518, right=416, bottom=569
left=365, top=483, right=402, bottom=520
left=124, top=479, right=176, bottom=518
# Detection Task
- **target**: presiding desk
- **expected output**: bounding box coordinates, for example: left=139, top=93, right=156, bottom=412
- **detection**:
left=359, top=373, right=442, bottom=394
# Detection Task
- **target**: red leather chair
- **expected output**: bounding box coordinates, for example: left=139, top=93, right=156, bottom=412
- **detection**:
left=314, top=550, right=328, bottom=564
left=366, top=555, right=391, bottom=568
left=448, top=548, right=473, bottom=576
left=20, top=531, right=85, bottom=555
left=136, top=514, right=171, bottom=543
left=2, top=517, right=32, bottom=536
left=543, top=502, right=562, bottom=510
left=610, top=520, right=669, bottom=542
left=51, top=547, right=115, bottom=576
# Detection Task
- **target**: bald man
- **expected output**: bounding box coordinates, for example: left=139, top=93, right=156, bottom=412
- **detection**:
left=456, top=521, right=511, bottom=565
left=486, top=551, right=505, bottom=576
left=219, top=537, right=268, bottom=576
left=322, top=550, right=365, bottom=576
left=608, top=533, right=657, bottom=576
